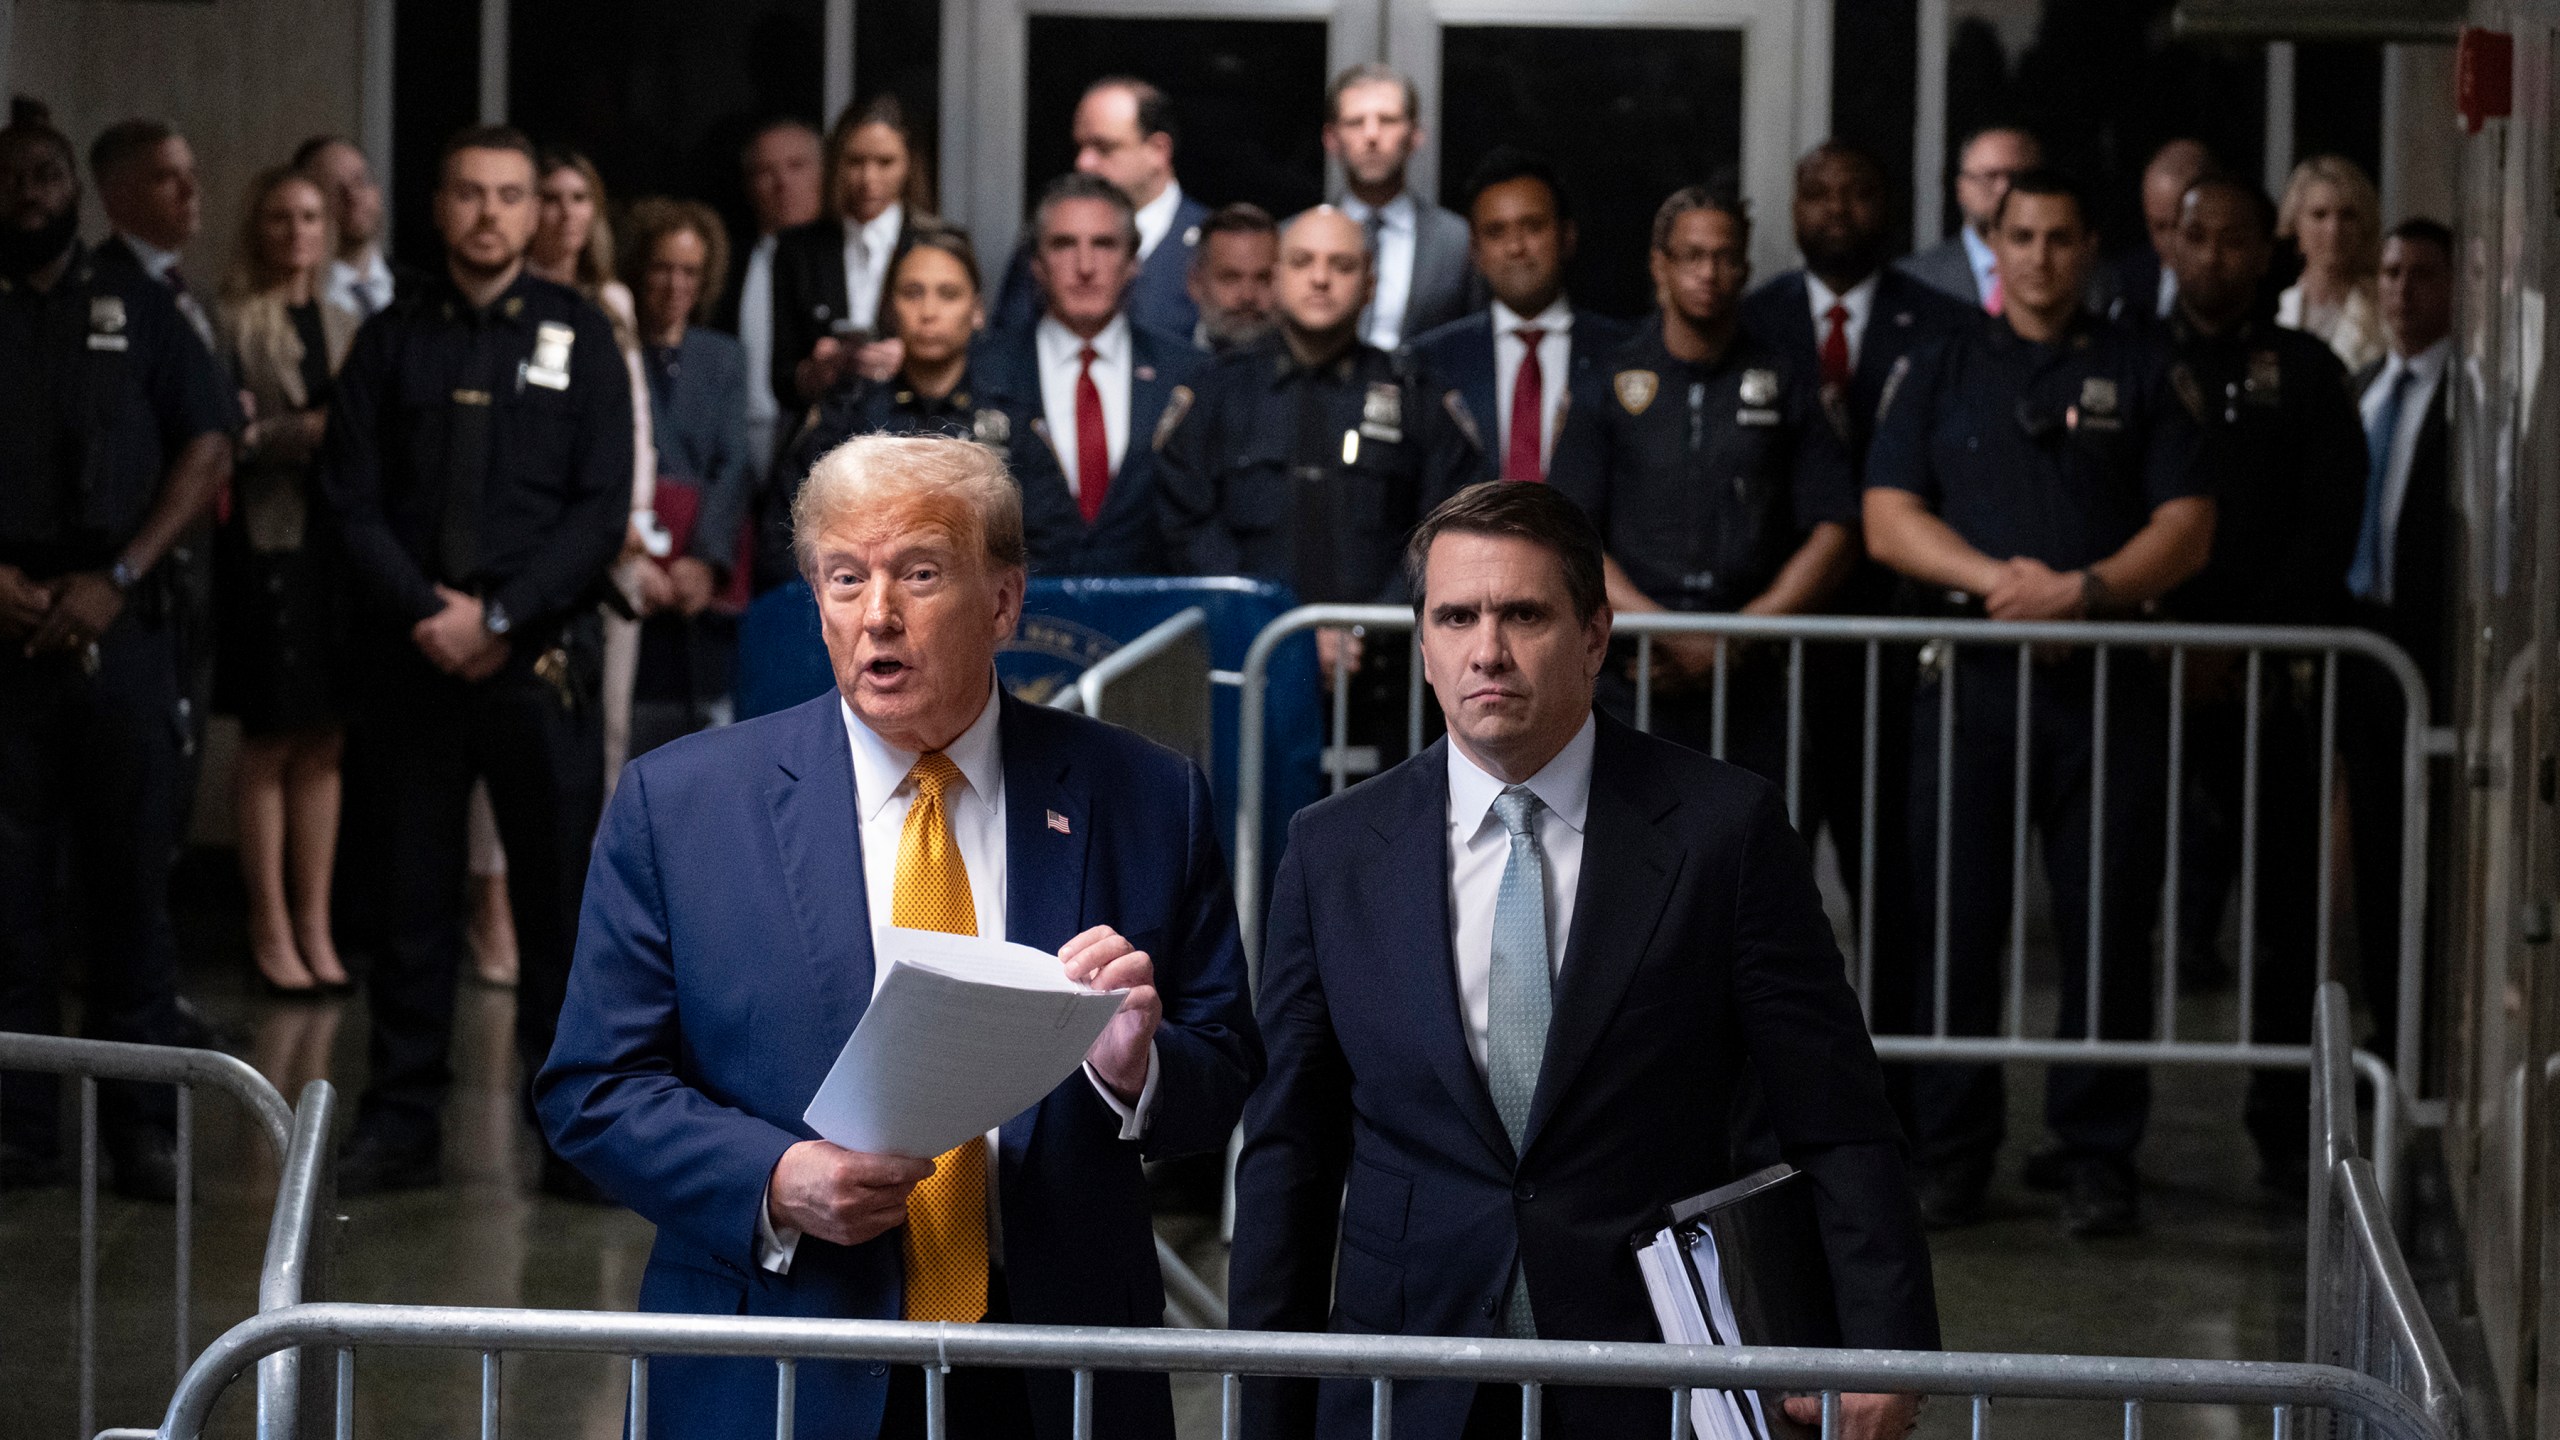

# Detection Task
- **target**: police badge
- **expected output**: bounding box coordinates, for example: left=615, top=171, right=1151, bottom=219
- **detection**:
left=526, top=321, right=575, bottom=390
left=2078, top=376, right=2119, bottom=416
left=87, top=295, right=128, bottom=351
left=1360, top=381, right=1402, bottom=443
left=1614, top=369, right=1658, bottom=415
left=973, top=408, right=1011, bottom=446
left=1739, top=368, right=1780, bottom=406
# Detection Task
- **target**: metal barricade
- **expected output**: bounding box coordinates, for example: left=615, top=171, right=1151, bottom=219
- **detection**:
left=1047, top=605, right=1214, bottom=773
left=134, top=1302, right=2449, bottom=1440
left=1234, top=608, right=2437, bottom=1130
left=0, top=1033, right=332, bottom=1440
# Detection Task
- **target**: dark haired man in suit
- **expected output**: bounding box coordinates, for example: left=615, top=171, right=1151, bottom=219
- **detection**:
left=996, top=77, right=1210, bottom=341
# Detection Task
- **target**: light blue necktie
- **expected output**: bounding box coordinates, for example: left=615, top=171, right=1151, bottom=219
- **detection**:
left=2347, top=366, right=2415, bottom=602
left=1485, top=785, right=1550, bottom=1339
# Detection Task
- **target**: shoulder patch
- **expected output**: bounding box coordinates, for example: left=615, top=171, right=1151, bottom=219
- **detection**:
left=1442, top=389, right=1484, bottom=452
left=2168, top=363, right=2207, bottom=424
left=1614, top=369, right=1659, bottom=415
left=1153, top=384, right=1195, bottom=452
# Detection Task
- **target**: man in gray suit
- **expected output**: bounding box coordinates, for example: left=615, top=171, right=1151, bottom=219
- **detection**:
left=1896, top=125, right=2040, bottom=314
left=1323, top=64, right=1477, bottom=350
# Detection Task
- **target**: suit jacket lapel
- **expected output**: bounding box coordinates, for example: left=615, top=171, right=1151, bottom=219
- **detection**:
left=817, top=219, right=851, bottom=324
left=1458, top=319, right=1499, bottom=451
left=1524, top=718, right=1681, bottom=1151
left=1108, top=334, right=1171, bottom=521
left=1768, top=273, right=1823, bottom=385
left=764, top=693, right=875, bottom=1029
left=1372, top=745, right=1516, bottom=1167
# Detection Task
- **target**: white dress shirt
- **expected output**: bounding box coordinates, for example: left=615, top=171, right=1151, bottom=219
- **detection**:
left=1446, top=716, right=1595, bottom=1076
left=1960, top=226, right=1999, bottom=309
left=839, top=201, right=904, bottom=337
left=1341, top=191, right=1418, bottom=350
left=1034, top=311, right=1133, bottom=502
left=1133, top=180, right=1186, bottom=263
left=2358, top=337, right=2451, bottom=607
left=1802, top=271, right=1877, bottom=376
left=739, top=233, right=780, bottom=427
left=115, top=232, right=214, bottom=349
left=324, top=249, right=397, bottom=318
left=756, top=682, right=1156, bottom=1272
left=1491, top=297, right=1575, bottom=471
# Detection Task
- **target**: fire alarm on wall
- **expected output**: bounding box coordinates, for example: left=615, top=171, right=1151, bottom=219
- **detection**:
left=2457, top=28, right=2514, bottom=135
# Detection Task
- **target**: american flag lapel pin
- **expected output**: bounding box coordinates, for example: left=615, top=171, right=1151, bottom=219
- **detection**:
left=1047, top=809, right=1072, bottom=835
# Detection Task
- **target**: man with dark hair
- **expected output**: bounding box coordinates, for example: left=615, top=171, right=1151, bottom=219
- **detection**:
left=1897, top=124, right=2041, bottom=313
left=1863, top=167, right=2215, bottom=1236
left=997, top=77, right=1210, bottom=339
left=1323, top=63, right=1477, bottom=348
left=1407, top=147, right=1629, bottom=484
left=2150, top=170, right=2367, bottom=1192
left=717, top=118, right=824, bottom=475
left=1547, top=184, right=1860, bottom=785
left=297, top=135, right=424, bottom=320
left=321, top=123, right=634, bottom=1196
left=2340, top=215, right=2455, bottom=1072
left=0, top=103, right=234, bottom=1200
left=976, top=172, right=1202, bottom=575
left=1233, top=479, right=1935, bottom=1440
left=1188, top=201, right=1278, bottom=353
left=2107, top=138, right=2214, bottom=323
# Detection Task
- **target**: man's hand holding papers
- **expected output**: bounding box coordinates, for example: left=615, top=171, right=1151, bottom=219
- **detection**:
left=1060, top=924, right=1160, bottom=1103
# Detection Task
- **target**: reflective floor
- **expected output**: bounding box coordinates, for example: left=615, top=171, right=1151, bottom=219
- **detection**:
left=1, top=850, right=2310, bottom=1439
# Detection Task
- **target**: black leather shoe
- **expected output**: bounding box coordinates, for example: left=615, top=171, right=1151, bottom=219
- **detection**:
left=0, top=1140, right=66, bottom=1190
left=2022, top=1144, right=2072, bottom=1193
left=538, top=1153, right=612, bottom=1205
left=338, top=1127, right=442, bottom=1196
left=2061, top=1158, right=2141, bottom=1237
left=1915, top=1159, right=1991, bottom=1230
left=106, top=1127, right=180, bottom=1202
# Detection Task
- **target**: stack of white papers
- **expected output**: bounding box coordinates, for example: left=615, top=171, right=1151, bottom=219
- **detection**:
left=801, top=928, right=1129, bottom=1159
left=1634, top=1217, right=1790, bottom=1440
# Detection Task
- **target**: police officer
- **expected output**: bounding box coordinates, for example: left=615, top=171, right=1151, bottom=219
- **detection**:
left=762, top=225, right=1076, bottom=589
left=2158, top=172, right=2365, bottom=1190
left=320, top=125, right=633, bottom=1197
left=1864, top=169, right=2214, bottom=1237
left=1156, top=205, right=1484, bottom=769
left=0, top=105, right=232, bottom=1199
left=1547, top=183, right=1860, bottom=784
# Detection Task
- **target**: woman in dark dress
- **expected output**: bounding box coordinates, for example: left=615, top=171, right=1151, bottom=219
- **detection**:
left=215, top=166, right=357, bottom=994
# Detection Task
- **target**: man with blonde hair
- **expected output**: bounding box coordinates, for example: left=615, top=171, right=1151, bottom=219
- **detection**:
left=537, top=432, right=1261, bottom=1440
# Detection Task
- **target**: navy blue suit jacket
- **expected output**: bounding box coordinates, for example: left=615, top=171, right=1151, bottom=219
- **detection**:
left=1738, top=268, right=1976, bottom=468
left=1403, top=307, right=1632, bottom=473
left=1230, top=716, right=1937, bottom=1440
left=972, top=320, right=1205, bottom=574
left=993, top=192, right=1213, bottom=342
left=536, top=689, right=1263, bottom=1440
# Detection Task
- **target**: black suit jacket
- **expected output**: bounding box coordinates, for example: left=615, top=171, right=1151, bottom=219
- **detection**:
left=1403, top=306, right=1631, bottom=477
left=971, top=319, right=1205, bottom=575
left=1738, top=268, right=1976, bottom=467
left=765, top=211, right=922, bottom=412
left=1231, top=716, right=1938, bottom=1440
left=2351, top=357, right=2454, bottom=706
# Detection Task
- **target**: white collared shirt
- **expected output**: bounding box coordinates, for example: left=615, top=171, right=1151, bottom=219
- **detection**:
left=2359, top=337, right=2452, bottom=607
left=1446, top=716, right=1595, bottom=1076
left=756, top=681, right=1155, bottom=1272
left=1034, top=311, right=1133, bottom=501
left=840, top=201, right=904, bottom=336
left=325, top=249, right=396, bottom=318
left=1133, top=180, right=1185, bottom=263
left=740, top=233, right=780, bottom=426
left=1340, top=190, right=1418, bottom=350
left=1960, top=226, right=1999, bottom=311
left=1491, top=297, right=1575, bottom=470
left=115, top=230, right=181, bottom=285
left=1803, top=271, right=1878, bottom=377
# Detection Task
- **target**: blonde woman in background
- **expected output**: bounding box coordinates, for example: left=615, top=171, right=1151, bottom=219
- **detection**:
left=216, top=166, right=358, bottom=996
left=2276, top=155, right=2386, bottom=372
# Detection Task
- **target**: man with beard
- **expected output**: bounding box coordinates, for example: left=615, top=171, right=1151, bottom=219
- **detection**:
left=1407, top=147, right=1630, bottom=485
left=319, top=125, right=633, bottom=1197
left=1188, top=202, right=1278, bottom=353
left=1546, top=183, right=1860, bottom=787
left=0, top=101, right=233, bottom=1200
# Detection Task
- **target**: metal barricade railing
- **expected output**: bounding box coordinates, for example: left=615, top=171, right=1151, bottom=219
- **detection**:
left=0, top=1033, right=332, bottom=1440
left=1045, top=606, right=1214, bottom=772
left=2306, top=984, right=2461, bottom=1438
left=1234, top=608, right=2437, bottom=1124
left=134, top=1302, right=2449, bottom=1440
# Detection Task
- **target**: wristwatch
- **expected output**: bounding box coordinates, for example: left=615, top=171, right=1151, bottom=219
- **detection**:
left=108, top=559, right=141, bottom=593
left=482, top=598, right=513, bottom=638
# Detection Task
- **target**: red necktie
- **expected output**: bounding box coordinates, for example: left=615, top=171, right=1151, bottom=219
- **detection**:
left=1504, top=327, right=1546, bottom=482
left=1983, top=268, right=2004, bottom=317
left=1074, top=345, right=1109, bottom=524
left=1819, top=304, right=1852, bottom=392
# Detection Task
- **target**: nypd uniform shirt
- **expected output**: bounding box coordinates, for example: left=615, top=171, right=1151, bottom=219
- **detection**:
left=2157, top=313, right=2366, bottom=626
left=768, top=366, right=1081, bottom=577
left=1155, top=333, right=1486, bottom=603
left=0, top=241, right=230, bottom=575
left=1864, top=313, right=2208, bottom=574
left=318, top=270, right=633, bottom=634
left=1546, top=324, right=1858, bottom=613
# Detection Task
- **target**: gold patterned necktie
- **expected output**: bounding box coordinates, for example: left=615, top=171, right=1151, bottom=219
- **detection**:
left=892, top=751, right=990, bottom=1322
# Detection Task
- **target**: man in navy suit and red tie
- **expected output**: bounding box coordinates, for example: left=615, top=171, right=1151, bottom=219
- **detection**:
left=537, top=433, right=1261, bottom=1440
left=1231, top=480, right=1936, bottom=1440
